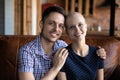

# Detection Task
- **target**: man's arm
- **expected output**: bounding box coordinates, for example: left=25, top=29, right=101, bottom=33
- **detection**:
left=18, top=47, right=35, bottom=80
left=40, top=66, right=61, bottom=80
left=19, top=72, right=35, bottom=80
left=19, top=47, right=68, bottom=80
left=41, top=48, right=68, bottom=80
left=19, top=69, right=60, bottom=80
left=57, top=72, right=67, bottom=80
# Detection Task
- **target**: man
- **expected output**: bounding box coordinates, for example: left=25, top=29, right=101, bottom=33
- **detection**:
left=18, top=6, right=106, bottom=80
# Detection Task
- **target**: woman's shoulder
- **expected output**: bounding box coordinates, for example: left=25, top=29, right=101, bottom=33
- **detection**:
left=89, top=45, right=98, bottom=50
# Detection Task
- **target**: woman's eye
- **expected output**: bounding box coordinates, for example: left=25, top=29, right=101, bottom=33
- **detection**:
left=78, top=23, right=83, bottom=27
left=78, top=24, right=84, bottom=28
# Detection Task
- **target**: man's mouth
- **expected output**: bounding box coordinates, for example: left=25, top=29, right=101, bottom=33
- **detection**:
left=50, top=32, right=59, bottom=37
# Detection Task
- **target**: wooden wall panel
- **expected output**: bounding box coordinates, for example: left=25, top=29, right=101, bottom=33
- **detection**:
left=37, top=0, right=42, bottom=34
left=14, top=0, right=23, bottom=35
left=46, top=0, right=65, bottom=8
left=14, top=0, right=42, bottom=35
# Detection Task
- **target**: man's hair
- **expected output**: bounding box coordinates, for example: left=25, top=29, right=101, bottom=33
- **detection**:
left=42, top=6, right=66, bottom=23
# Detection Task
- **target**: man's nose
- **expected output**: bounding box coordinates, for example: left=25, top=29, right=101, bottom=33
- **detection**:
left=54, top=24, right=60, bottom=31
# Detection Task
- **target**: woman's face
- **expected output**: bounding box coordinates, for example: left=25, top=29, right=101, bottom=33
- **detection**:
left=66, top=13, right=87, bottom=41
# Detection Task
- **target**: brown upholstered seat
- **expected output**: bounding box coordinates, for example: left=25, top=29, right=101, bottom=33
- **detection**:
left=0, top=35, right=120, bottom=80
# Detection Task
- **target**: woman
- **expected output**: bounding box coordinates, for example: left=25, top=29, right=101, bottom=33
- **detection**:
left=57, top=12, right=104, bottom=80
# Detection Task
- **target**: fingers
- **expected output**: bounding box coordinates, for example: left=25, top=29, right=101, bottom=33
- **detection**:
left=101, top=56, right=106, bottom=59
left=53, top=48, right=69, bottom=63
left=52, top=48, right=69, bottom=70
left=97, top=47, right=106, bottom=59
left=55, top=48, right=68, bottom=58
left=97, top=46, right=101, bottom=49
left=60, top=48, right=68, bottom=58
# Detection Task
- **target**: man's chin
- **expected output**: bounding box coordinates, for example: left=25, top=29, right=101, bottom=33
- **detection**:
left=49, top=38, right=59, bottom=42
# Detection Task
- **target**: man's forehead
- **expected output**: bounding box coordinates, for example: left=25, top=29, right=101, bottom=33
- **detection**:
left=45, top=17, right=64, bottom=25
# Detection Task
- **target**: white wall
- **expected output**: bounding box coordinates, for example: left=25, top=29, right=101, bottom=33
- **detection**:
left=32, top=0, right=47, bottom=35
left=5, top=0, right=14, bottom=35
left=42, top=0, right=47, bottom=4
left=32, top=0, right=37, bottom=35
left=4, top=0, right=46, bottom=35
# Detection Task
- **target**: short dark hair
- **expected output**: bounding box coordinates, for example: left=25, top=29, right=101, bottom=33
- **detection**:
left=42, top=6, right=66, bottom=23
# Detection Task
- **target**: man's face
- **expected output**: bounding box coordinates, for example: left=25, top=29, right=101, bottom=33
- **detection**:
left=66, top=13, right=87, bottom=41
left=41, top=12, right=65, bottom=42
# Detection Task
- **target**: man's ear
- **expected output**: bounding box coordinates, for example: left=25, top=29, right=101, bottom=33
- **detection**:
left=39, top=21, right=43, bottom=32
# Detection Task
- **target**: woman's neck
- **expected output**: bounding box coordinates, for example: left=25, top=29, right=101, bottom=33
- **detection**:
left=71, top=40, right=89, bottom=57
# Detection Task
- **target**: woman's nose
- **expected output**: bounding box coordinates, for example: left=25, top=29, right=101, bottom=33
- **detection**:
left=75, top=26, right=80, bottom=32
left=76, top=26, right=83, bottom=34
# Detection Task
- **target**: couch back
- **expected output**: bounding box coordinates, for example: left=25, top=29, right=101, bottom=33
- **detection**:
left=0, top=35, right=120, bottom=80
left=0, top=35, right=36, bottom=80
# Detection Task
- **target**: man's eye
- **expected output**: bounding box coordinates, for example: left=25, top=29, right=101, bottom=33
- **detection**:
left=59, top=24, right=64, bottom=29
left=69, top=26, right=74, bottom=29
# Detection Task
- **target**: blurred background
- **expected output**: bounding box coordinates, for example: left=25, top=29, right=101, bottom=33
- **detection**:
left=0, top=0, right=120, bottom=36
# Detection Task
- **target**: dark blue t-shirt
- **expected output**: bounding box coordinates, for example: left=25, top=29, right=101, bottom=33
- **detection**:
left=60, top=44, right=104, bottom=80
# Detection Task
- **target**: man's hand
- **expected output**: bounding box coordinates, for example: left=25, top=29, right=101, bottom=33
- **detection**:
left=97, top=46, right=106, bottom=59
left=52, top=48, right=68, bottom=71
left=41, top=48, right=68, bottom=80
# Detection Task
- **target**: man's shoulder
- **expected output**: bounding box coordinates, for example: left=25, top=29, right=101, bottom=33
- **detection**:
left=55, top=40, right=68, bottom=47
left=20, top=36, right=39, bottom=50
left=57, top=39, right=66, bottom=43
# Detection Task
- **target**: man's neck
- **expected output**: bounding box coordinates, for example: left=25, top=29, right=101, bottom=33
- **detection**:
left=40, top=37, right=55, bottom=56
